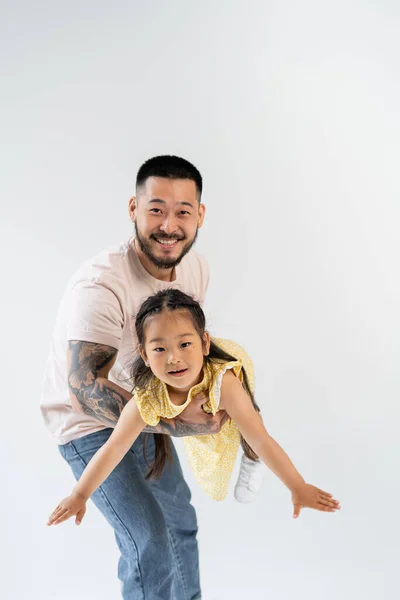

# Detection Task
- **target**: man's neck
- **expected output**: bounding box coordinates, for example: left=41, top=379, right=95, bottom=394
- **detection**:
left=133, top=239, right=175, bottom=282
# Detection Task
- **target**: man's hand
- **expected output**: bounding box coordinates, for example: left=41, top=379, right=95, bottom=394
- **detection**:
left=143, top=392, right=229, bottom=437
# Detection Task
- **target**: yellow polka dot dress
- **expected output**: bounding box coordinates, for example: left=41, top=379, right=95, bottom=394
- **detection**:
left=134, top=338, right=255, bottom=501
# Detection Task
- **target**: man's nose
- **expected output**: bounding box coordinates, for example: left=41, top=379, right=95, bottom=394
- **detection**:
left=159, top=215, right=179, bottom=235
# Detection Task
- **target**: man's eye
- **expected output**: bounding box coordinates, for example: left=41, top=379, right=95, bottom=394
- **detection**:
left=150, top=208, right=162, bottom=214
left=179, top=211, right=190, bottom=216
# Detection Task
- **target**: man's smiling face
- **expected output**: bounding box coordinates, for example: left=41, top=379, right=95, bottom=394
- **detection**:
left=130, top=176, right=205, bottom=269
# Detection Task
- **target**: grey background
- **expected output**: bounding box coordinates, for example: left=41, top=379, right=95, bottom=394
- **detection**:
left=1, top=1, right=399, bottom=598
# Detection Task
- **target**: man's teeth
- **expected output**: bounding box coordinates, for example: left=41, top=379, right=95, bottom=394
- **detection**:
left=156, top=239, right=178, bottom=245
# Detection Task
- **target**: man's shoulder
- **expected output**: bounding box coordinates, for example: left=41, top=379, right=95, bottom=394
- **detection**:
left=67, top=240, right=132, bottom=288
left=58, top=241, right=137, bottom=317
left=58, top=242, right=133, bottom=345
left=80, top=240, right=131, bottom=275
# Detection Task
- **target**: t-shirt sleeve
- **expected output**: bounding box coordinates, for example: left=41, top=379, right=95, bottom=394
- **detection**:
left=66, top=280, right=124, bottom=350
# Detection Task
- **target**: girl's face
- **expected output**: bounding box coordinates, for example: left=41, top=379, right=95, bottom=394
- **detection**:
left=140, top=309, right=210, bottom=392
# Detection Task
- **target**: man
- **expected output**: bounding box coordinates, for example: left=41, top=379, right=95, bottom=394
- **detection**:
left=41, top=155, right=262, bottom=600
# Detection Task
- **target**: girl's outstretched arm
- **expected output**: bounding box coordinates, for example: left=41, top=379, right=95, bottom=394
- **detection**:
left=47, top=399, right=146, bottom=526
left=220, top=371, right=341, bottom=518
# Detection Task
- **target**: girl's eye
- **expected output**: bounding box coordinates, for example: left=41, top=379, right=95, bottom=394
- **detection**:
left=181, top=342, right=191, bottom=348
left=154, top=347, right=165, bottom=353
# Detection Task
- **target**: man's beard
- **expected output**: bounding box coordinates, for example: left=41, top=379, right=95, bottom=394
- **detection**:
left=134, top=222, right=198, bottom=269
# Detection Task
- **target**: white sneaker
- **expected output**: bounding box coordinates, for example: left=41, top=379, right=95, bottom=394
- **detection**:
left=234, top=455, right=264, bottom=503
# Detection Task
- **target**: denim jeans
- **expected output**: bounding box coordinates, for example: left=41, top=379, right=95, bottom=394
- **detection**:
left=59, top=429, right=201, bottom=600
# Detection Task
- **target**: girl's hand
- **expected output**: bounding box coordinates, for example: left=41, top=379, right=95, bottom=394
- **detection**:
left=47, top=491, right=87, bottom=526
left=292, top=483, right=341, bottom=518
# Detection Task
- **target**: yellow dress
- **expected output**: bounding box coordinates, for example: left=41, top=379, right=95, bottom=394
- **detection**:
left=134, top=338, right=255, bottom=501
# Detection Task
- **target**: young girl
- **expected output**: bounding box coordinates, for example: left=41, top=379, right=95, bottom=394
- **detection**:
left=48, top=289, right=340, bottom=526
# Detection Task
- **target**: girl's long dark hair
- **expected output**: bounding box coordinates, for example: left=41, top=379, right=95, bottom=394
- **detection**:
left=132, top=289, right=260, bottom=479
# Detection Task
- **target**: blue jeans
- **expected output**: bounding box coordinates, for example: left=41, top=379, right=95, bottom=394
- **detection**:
left=59, top=429, right=201, bottom=600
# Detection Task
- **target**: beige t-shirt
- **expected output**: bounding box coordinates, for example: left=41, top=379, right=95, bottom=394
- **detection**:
left=40, top=239, right=209, bottom=445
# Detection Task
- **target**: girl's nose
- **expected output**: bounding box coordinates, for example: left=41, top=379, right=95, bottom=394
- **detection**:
left=167, top=352, right=181, bottom=364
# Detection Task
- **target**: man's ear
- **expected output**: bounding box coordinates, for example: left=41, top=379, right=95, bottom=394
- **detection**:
left=197, top=203, right=206, bottom=228
left=128, top=196, right=137, bottom=223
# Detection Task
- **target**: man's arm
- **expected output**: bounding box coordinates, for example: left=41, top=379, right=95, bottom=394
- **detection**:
left=67, top=340, right=228, bottom=435
left=142, top=392, right=229, bottom=437
left=67, top=341, right=131, bottom=426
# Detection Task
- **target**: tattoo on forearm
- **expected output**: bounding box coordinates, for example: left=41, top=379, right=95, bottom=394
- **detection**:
left=143, top=411, right=229, bottom=437
left=68, top=341, right=128, bottom=426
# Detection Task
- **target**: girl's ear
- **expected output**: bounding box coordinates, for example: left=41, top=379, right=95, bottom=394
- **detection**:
left=139, top=344, right=149, bottom=366
left=203, top=331, right=211, bottom=356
